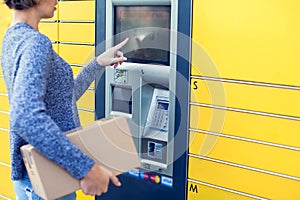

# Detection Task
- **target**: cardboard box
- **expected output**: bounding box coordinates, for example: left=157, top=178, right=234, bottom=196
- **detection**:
left=21, top=117, right=140, bottom=200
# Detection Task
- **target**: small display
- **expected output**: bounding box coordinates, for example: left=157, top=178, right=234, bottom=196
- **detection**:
left=114, top=6, right=171, bottom=65
left=157, top=102, right=169, bottom=110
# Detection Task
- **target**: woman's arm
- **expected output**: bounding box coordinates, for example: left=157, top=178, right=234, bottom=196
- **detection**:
left=73, top=38, right=129, bottom=101
left=73, top=58, right=103, bottom=101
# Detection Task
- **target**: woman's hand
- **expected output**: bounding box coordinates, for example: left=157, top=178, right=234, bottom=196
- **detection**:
left=80, top=164, right=121, bottom=196
left=96, top=38, right=129, bottom=67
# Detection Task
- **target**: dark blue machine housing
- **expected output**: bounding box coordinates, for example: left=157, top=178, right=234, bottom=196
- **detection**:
left=95, top=0, right=192, bottom=199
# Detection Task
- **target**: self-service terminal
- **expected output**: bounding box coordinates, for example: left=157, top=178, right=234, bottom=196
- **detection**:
left=105, top=0, right=177, bottom=177
left=106, top=64, right=173, bottom=176
left=95, top=0, right=191, bottom=199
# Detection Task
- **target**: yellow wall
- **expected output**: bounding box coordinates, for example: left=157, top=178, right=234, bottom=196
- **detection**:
left=0, top=1, right=95, bottom=199
left=189, top=0, right=300, bottom=199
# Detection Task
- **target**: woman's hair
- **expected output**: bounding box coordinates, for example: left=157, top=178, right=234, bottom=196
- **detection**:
left=4, top=0, right=39, bottom=10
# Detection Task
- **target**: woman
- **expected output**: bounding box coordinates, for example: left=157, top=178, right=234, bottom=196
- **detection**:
left=1, top=0, right=128, bottom=199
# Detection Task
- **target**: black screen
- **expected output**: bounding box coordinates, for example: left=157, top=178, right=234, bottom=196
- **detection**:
left=114, top=6, right=171, bottom=65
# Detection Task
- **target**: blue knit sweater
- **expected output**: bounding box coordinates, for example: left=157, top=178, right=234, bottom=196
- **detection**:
left=1, top=22, right=103, bottom=181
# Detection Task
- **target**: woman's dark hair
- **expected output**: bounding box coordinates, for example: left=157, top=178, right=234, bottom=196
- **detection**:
left=4, top=0, right=39, bottom=10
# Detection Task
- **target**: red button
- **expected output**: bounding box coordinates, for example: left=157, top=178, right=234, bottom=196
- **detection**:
left=150, top=174, right=156, bottom=182
left=143, top=172, right=149, bottom=180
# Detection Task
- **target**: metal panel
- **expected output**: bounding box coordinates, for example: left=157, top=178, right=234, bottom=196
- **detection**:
left=59, top=1, right=95, bottom=22
left=59, top=44, right=94, bottom=65
left=189, top=105, right=300, bottom=148
left=78, top=110, right=95, bottom=125
left=188, top=156, right=300, bottom=200
left=189, top=131, right=300, bottom=178
left=39, top=22, right=58, bottom=42
left=0, top=95, right=9, bottom=112
left=77, top=90, right=95, bottom=111
left=0, top=164, right=14, bottom=199
left=59, top=23, right=95, bottom=44
left=190, top=78, right=300, bottom=118
left=187, top=181, right=262, bottom=200
left=191, top=0, right=300, bottom=87
left=0, top=77, right=7, bottom=94
left=0, top=130, right=10, bottom=165
left=0, top=112, right=9, bottom=130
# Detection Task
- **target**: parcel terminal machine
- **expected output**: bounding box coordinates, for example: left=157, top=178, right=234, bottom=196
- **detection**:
left=95, top=0, right=192, bottom=199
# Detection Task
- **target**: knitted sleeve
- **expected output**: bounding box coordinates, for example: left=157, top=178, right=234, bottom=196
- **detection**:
left=73, top=59, right=105, bottom=101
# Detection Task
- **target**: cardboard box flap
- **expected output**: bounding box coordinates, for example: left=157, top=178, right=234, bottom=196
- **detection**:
left=68, top=117, right=140, bottom=175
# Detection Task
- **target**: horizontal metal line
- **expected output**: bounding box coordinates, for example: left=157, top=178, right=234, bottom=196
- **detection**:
left=189, top=154, right=300, bottom=181
left=191, top=76, right=300, bottom=90
left=0, top=194, right=12, bottom=200
left=189, top=128, right=300, bottom=152
left=59, top=20, right=95, bottom=23
left=190, top=102, right=300, bottom=121
left=0, top=110, right=9, bottom=115
left=69, top=63, right=91, bottom=67
left=58, top=42, right=95, bottom=46
left=78, top=108, right=95, bottom=113
left=0, top=128, right=9, bottom=132
left=0, top=93, right=8, bottom=96
left=87, top=88, right=95, bottom=91
left=112, top=0, right=171, bottom=6
left=187, top=179, right=268, bottom=200
left=0, top=161, right=11, bottom=168
left=40, top=20, right=58, bottom=23
left=71, top=64, right=84, bottom=67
